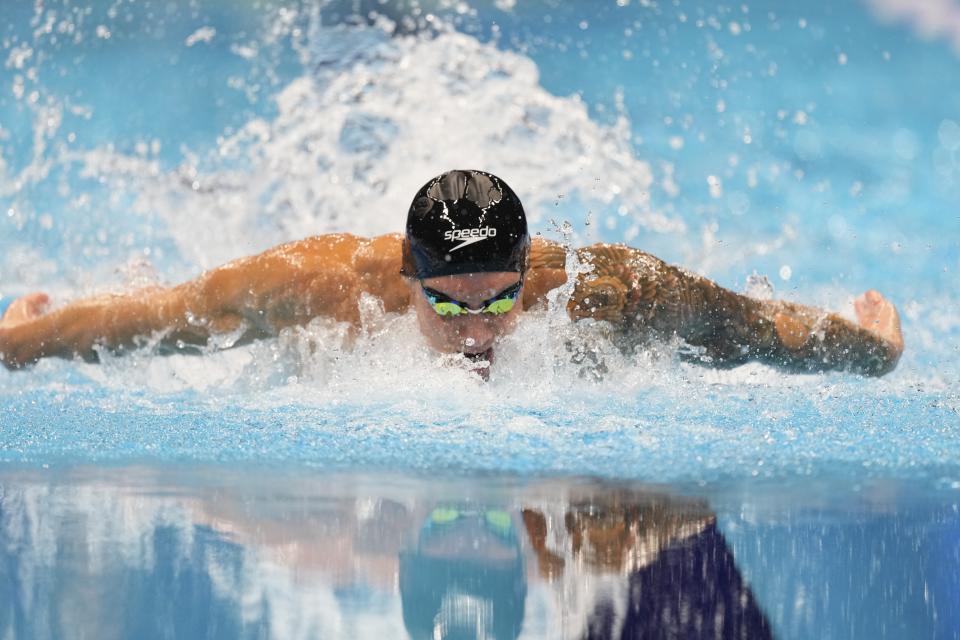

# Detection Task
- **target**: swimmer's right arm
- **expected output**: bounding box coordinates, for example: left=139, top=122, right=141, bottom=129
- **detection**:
left=0, top=233, right=408, bottom=369
left=0, top=285, right=213, bottom=368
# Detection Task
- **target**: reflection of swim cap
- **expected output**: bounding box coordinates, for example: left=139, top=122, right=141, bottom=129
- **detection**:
left=399, top=508, right=526, bottom=640
left=401, top=170, right=530, bottom=279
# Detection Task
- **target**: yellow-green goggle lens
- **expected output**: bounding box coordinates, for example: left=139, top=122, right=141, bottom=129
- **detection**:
left=428, top=507, right=513, bottom=536
left=483, top=298, right=515, bottom=315
left=430, top=507, right=460, bottom=524
left=432, top=301, right=466, bottom=316
left=484, top=510, right=512, bottom=534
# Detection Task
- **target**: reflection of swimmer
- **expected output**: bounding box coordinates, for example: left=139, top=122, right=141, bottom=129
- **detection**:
left=522, top=490, right=715, bottom=579
left=522, top=489, right=773, bottom=639
left=400, top=506, right=526, bottom=640
left=1, top=170, right=903, bottom=377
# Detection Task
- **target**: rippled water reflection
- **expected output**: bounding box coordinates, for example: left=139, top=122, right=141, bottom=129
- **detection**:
left=1, top=467, right=956, bottom=639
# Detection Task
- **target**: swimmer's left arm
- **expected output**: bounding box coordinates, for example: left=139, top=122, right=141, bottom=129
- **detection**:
left=567, top=243, right=903, bottom=376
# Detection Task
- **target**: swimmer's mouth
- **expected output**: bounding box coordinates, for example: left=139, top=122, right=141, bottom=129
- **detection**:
left=463, top=347, right=494, bottom=380
left=463, top=347, right=494, bottom=365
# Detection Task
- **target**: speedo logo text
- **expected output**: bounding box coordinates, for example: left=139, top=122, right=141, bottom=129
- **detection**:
left=444, top=227, right=497, bottom=252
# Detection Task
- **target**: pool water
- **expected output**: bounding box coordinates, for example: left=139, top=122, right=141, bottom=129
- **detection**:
left=1, top=467, right=957, bottom=639
left=1, top=0, right=959, bottom=638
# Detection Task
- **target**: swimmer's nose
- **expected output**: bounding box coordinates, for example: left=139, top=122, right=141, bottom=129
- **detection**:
left=458, top=316, right=495, bottom=353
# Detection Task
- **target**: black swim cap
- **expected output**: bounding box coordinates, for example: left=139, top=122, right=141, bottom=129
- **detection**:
left=401, top=170, right=530, bottom=279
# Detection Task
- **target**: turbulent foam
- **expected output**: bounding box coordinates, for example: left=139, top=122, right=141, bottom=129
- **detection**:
left=3, top=292, right=955, bottom=482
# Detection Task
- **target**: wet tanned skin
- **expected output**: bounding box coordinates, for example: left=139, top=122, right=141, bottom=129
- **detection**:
left=0, top=234, right=902, bottom=376
left=545, top=242, right=903, bottom=376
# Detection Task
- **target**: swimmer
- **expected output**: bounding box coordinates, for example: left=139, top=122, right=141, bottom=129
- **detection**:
left=0, top=169, right=903, bottom=377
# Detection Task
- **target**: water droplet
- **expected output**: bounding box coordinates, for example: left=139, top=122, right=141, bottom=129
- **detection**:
left=707, top=175, right=723, bottom=198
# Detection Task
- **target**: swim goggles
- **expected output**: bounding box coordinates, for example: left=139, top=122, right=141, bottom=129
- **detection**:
left=420, top=279, right=523, bottom=317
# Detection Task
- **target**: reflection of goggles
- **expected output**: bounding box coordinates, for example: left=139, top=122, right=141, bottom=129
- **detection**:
left=420, top=280, right=522, bottom=317
left=428, top=507, right=514, bottom=539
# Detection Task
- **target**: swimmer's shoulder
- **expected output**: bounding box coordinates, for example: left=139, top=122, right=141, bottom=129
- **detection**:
left=242, top=233, right=409, bottom=320
left=528, top=238, right=664, bottom=270
left=352, top=233, right=409, bottom=312
left=525, top=237, right=625, bottom=309
left=294, top=232, right=407, bottom=301
left=271, top=233, right=402, bottom=271
left=529, top=236, right=566, bottom=269
left=350, top=233, right=404, bottom=279
left=522, top=237, right=567, bottom=309
left=524, top=238, right=670, bottom=312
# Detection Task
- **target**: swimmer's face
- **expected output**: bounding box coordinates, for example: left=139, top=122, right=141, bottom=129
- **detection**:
left=409, top=272, right=523, bottom=357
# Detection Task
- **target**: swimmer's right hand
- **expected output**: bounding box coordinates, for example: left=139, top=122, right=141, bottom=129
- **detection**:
left=0, top=292, right=50, bottom=369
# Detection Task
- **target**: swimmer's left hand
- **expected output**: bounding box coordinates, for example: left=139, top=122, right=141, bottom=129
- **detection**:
left=854, top=289, right=904, bottom=369
left=0, top=292, right=50, bottom=329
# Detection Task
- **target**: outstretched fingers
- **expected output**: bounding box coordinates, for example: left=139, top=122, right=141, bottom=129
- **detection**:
left=854, top=289, right=904, bottom=360
left=0, top=292, right=50, bottom=329
left=1, top=293, right=51, bottom=369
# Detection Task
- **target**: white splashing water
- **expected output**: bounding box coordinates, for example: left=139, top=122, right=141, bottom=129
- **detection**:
left=863, top=0, right=960, bottom=54
left=31, top=17, right=694, bottom=404
left=74, top=21, right=680, bottom=272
